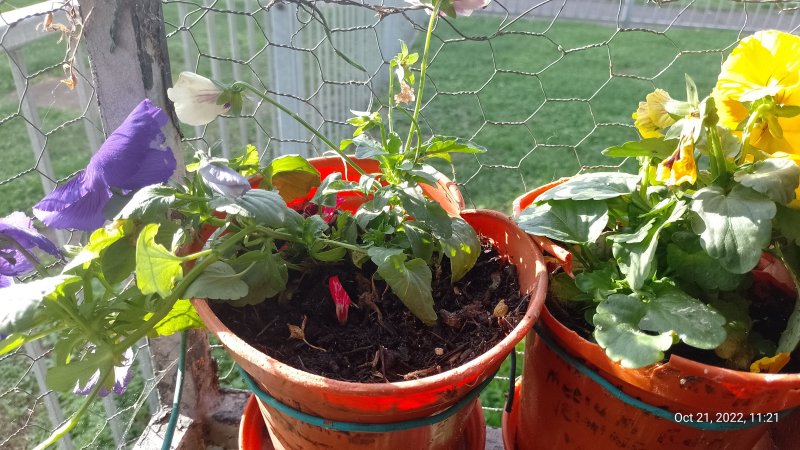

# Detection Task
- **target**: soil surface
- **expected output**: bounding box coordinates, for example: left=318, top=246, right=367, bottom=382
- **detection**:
left=212, top=239, right=529, bottom=382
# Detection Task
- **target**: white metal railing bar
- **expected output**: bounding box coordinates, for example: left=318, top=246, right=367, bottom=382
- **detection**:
left=24, top=340, right=74, bottom=450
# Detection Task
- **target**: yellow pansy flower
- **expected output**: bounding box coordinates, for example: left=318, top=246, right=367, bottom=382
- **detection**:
left=656, top=132, right=697, bottom=185
left=750, top=352, right=790, bottom=374
left=713, top=30, right=800, bottom=155
left=633, top=89, right=676, bottom=138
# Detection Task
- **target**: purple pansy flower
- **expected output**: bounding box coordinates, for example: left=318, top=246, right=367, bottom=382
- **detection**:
left=199, top=163, right=251, bottom=198
left=33, top=99, right=177, bottom=231
left=0, top=212, right=61, bottom=288
left=73, top=347, right=134, bottom=397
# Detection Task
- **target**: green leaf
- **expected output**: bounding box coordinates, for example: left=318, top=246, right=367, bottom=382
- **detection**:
left=611, top=201, right=686, bottom=290
left=230, top=144, right=261, bottom=176
left=421, top=136, right=486, bottom=162
left=135, top=223, right=184, bottom=298
left=116, top=185, right=176, bottom=221
left=593, top=294, right=673, bottom=368
left=0, top=275, right=79, bottom=335
left=775, top=205, right=800, bottom=246
left=397, top=187, right=453, bottom=239
left=439, top=217, right=480, bottom=283
left=574, top=263, right=621, bottom=300
left=149, top=299, right=204, bottom=336
left=639, top=282, right=727, bottom=350
left=535, top=172, right=639, bottom=202
left=311, top=173, right=359, bottom=207
left=214, top=189, right=304, bottom=230
left=368, top=247, right=436, bottom=325
left=734, top=159, right=800, bottom=205
left=303, top=215, right=329, bottom=242
left=368, top=246, right=404, bottom=266
left=64, top=222, right=129, bottom=272
left=403, top=223, right=434, bottom=263
left=268, top=155, right=321, bottom=202
left=690, top=185, right=776, bottom=274
left=666, top=240, right=743, bottom=291
left=602, top=139, right=677, bottom=159
left=310, top=246, right=347, bottom=262
left=439, top=0, right=457, bottom=17
left=0, top=334, right=25, bottom=356
left=353, top=134, right=387, bottom=159
left=100, top=238, right=136, bottom=285
left=230, top=252, right=288, bottom=305
left=184, top=261, right=249, bottom=300
left=405, top=164, right=441, bottom=186
left=774, top=104, right=800, bottom=118
left=550, top=272, right=591, bottom=302
left=517, top=200, right=608, bottom=244
left=47, top=350, right=112, bottom=392
left=386, top=132, right=403, bottom=154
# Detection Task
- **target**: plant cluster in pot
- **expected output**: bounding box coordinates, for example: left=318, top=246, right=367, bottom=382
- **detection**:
left=0, top=1, right=548, bottom=449
left=507, top=29, right=800, bottom=450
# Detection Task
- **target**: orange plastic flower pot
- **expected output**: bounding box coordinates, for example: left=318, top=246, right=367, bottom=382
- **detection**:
left=505, top=184, right=800, bottom=450
left=197, top=209, right=546, bottom=449
left=239, top=394, right=489, bottom=450
left=191, top=158, right=547, bottom=450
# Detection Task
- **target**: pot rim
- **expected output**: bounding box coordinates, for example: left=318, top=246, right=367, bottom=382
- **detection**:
left=192, top=208, right=547, bottom=395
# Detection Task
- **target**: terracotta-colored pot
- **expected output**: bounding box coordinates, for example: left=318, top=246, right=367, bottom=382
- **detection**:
left=197, top=209, right=546, bottom=450
left=238, top=394, right=489, bottom=450
left=240, top=395, right=274, bottom=450
left=307, top=156, right=465, bottom=216
left=505, top=184, right=800, bottom=450
left=191, top=157, right=547, bottom=449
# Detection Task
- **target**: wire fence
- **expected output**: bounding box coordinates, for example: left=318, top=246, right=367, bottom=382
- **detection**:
left=0, top=0, right=799, bottom=448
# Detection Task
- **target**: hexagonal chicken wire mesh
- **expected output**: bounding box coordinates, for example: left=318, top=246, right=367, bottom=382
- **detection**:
left=0, top=0, right=798, bottom=448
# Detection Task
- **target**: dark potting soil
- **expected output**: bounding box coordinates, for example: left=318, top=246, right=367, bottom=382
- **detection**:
left=211, top=239, right=529, bottom=382
left=548, top=272, right=800, bottom=373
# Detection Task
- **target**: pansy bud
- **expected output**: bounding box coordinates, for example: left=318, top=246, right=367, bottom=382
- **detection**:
left=198, top=163, right=251, bottom=198
left=328, top=275, right=353, bottom=325
left=168, top=72, right=233, bottom=126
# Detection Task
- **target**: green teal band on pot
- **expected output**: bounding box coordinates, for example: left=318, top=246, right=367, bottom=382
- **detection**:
left=238, top=365, right=496, bottom=432
left=532, top=324, right=796, bottom=431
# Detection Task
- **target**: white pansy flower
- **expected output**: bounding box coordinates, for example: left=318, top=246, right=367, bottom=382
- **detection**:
left=167, top=72, right=230, bottom=126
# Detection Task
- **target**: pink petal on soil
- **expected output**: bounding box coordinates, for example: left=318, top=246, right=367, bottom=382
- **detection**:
left=328, top=275, right=352, bottom=325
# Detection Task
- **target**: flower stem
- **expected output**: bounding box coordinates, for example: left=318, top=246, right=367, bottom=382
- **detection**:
left=405, top=0, right=441, bottom=157
left=32, top=367, right=112, bottom=450
left=232, top=81, right=367, bottom=177
left=388, top=70, right=395, bottom=133
left=255, top=226, right=368, bottom=253
left=706, top=125, right=728, bottom=185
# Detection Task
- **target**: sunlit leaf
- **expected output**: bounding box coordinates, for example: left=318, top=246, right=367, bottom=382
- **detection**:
left=184, top=261, right=248, bottom=301
left=135, top=223, right=184, bottom=298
